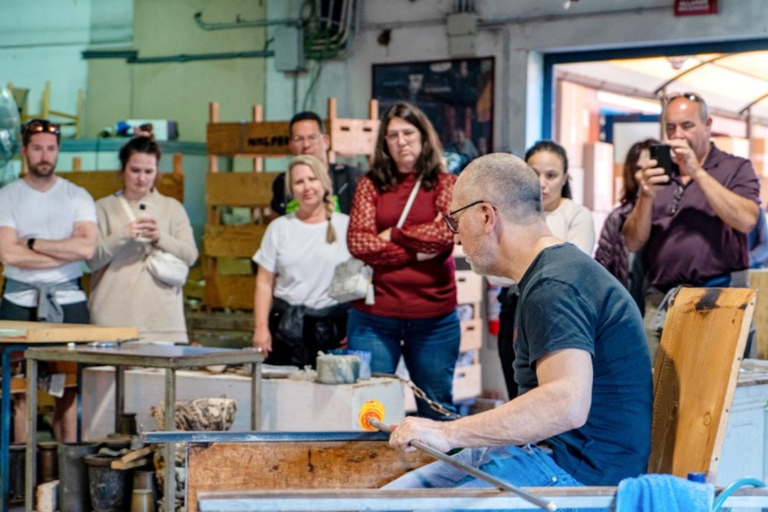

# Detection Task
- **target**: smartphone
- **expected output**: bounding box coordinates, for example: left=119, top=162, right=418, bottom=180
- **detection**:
left=649, top=144, right=680, bottom=180
left=136, top=203, right=153, bottom=242
left=138, top=202, right=154, bottom=219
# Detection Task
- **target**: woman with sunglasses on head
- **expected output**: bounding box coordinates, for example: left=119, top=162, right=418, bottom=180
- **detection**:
left=595, top=139, right=658, bottom=314
left=252, top=155, right=351, bottom=368
left=87, top=136, right=198, bottom=343
left=347, top=102, right=460, bottom=420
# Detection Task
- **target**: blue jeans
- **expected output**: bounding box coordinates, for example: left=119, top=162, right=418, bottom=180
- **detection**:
left=347, top=308, right=460, bottom=420
left=384, top=444, right=608, bottom=512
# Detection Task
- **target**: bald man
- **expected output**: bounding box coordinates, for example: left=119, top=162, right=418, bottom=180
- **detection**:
left=385, top=153, right=651, bottom=494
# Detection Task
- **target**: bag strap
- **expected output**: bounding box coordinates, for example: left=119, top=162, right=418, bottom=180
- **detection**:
left=396, top=177, right=422, bottom=229
left=118, top=195, right=153, bottom=256
left=117, top=195, right=137, bottom=222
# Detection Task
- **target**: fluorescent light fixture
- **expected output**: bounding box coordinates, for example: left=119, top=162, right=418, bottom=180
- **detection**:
left=597, top=91, right=662, bottom=114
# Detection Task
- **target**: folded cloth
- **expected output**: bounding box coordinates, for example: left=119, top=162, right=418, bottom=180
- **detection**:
left=616, top=474, right=714, bottom=512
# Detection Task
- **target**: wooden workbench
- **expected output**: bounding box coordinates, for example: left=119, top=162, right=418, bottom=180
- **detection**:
left=0, top=320, right=138, bottom=512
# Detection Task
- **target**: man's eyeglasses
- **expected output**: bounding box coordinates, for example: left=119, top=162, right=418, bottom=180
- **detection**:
left=443, top=200, right=490, bottom=234
left=666, top=184, right=685, bottom=216
left=24, top=120, right=60, bottom=138
left=291, top=133, right=323, bottom=145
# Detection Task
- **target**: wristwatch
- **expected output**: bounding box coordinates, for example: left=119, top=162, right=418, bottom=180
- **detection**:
left=27, top=238, right=36, bottom=251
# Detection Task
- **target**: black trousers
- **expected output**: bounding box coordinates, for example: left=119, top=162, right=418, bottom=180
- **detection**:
left=497, top=286, right=519, bottom=399
left=0, top=298, right=90, bottom=324
left=266, top=301, right=348, bottom=368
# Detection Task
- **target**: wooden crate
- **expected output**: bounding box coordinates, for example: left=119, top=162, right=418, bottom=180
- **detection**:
left=186, top=439, right=433, bottom=512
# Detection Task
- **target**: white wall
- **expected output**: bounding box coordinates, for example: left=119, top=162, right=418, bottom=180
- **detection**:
left=0, top=1, right=132, bottom=136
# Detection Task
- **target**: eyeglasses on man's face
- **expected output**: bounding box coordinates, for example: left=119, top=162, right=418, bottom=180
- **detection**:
left=291, top=133, right=323, bottom=145
left=24, top=120, right=60, bottom=138
left=443, top=200, right=491, bottom=234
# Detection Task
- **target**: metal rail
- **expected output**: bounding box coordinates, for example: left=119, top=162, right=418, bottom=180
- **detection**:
left=196, top=487, right=768, bottom=511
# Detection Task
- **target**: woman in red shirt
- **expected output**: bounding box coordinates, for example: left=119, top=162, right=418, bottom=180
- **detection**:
left=347, top=102, right=460, bottom=419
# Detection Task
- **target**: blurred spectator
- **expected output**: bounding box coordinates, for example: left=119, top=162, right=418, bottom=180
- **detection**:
left=748, top=206, right=768, bottom=269
left=595, top=139, right=658, bottom=313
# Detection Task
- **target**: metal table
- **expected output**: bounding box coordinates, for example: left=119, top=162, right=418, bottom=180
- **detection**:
left=24, top=344, right=264, bottom=512
left=0, top=321, right=138, bottom=512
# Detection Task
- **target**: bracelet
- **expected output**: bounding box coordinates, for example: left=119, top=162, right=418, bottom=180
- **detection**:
left=27, top=238, right=36, bottom=251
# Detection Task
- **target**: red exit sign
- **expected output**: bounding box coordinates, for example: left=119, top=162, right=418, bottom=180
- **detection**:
left=675, top=0, right=718, bottom=16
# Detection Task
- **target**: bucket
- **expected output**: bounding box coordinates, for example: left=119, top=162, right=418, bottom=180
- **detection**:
left=9, top=443, right=25, bottom=503
left=85, top=454, right=130, bottom=512
left=58, top=442, right=100, bottom=512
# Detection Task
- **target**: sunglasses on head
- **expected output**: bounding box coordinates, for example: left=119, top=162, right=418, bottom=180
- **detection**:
left=24, top=120, right=61, bottom=138
left=662, top=92, right=703, bottom=105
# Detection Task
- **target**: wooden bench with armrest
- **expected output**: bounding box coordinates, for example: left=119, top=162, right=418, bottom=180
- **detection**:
left=141, top=287, right=765, bottom=510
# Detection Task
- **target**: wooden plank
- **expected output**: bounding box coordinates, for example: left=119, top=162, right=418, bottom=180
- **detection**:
left=0, top=373, right=78, bottom=397
left=329, top=118, right=380, bottom=157
left=749, top=269, right=768, bottom=359
left=119, top=446, right=153, bottom=464
left=0, top=321, right=138, bottom=343
left=206, top=122, right=292, bottom=156
left=63, top=171, right=122, bottom=200
left=648, top=287, right=755, bottom=482
left=204, top=275, right=254, bottom=310
left=209, top=102, right=220, bottom=173
left=206, top=173, right=275, bottom=207
left=187, top=441, right=434, bottom=512
left=155, top=172, right=185, bottom=202
left=186, top=311, right=254, bottom=331
left=111, top=457, right=150, bottom=470
left=204, top=225, right=268, bottom=258
left=64, top=171, right=184, bottom=202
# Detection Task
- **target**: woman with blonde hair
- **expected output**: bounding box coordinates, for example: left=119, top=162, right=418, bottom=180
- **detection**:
left=252, top=154, right=351, bottom=367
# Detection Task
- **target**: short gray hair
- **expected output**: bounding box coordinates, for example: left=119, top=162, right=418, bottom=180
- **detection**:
left=460, top=153, right=543, bottom=223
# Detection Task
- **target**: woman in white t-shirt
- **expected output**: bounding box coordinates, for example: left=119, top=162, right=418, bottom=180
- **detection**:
left=526, top=140, right=595, bottom=254
left=252, top=155, right=351, bottom=367
left=498, top=140, right=595, bottom=399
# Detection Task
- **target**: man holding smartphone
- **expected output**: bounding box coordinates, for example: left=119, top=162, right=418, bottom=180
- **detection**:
left=623, top=92, right=760, bottom=362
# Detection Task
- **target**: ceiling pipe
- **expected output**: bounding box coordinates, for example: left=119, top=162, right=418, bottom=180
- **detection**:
left=193, top=12, right=299, bottom=30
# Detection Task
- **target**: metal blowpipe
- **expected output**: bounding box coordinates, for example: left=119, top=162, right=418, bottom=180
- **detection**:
left=369, top=418, right=557, bottom=511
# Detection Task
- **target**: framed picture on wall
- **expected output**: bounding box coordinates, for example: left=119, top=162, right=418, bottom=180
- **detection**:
left=372, top=57, right=494, bottom=173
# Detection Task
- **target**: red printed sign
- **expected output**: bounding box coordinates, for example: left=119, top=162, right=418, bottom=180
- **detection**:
left=674, top=0, right=718, bottom=16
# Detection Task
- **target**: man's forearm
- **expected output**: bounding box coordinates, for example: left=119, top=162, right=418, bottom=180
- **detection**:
left=623, top=195, right=653, bottom=252
left=33, top=236, right=95, bottom=262
left=445, top=378, right=589, bottom=450
left=0, top=243, right=66, bottom=269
